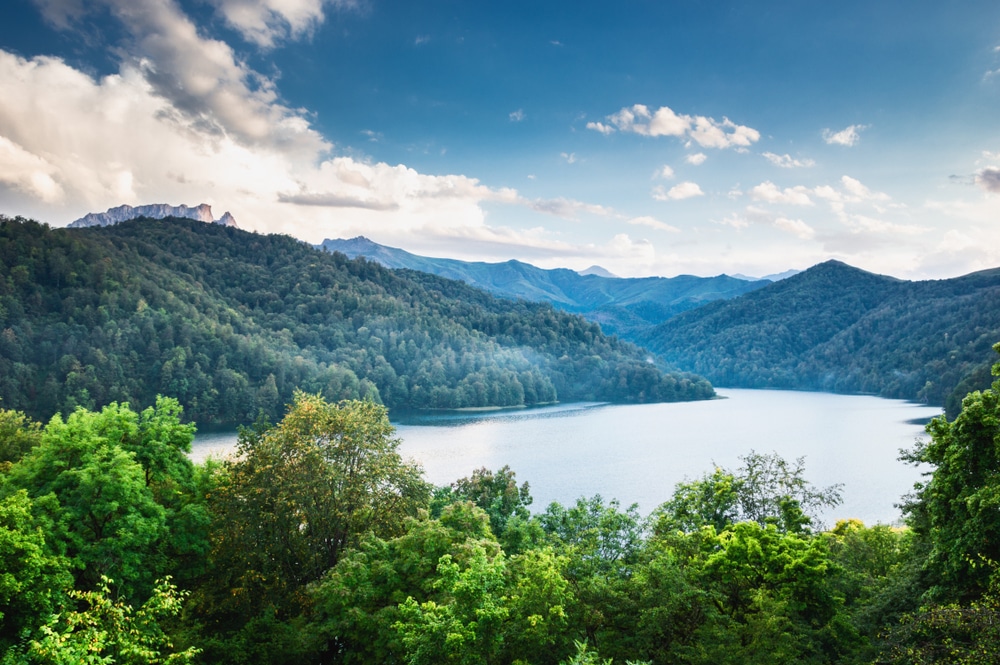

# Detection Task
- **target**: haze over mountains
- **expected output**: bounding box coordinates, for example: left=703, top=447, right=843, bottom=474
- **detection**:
left=320, top=236, right=769, bottom=338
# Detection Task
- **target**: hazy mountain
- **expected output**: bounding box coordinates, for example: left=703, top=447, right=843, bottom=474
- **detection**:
left=578, top=265, right=618, bottom=278
left=319, top=236, right=768, bottom=338
left=69, top=203, right=238, bottom=228
left=640, top=260, right=1000, bottom=412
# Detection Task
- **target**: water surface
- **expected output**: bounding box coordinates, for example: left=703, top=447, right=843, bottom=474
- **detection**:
left=190, top=389, right=942, bottom=525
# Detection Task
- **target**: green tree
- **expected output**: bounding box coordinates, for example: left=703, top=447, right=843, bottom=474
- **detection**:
left=5, top=407, right=169, bottom=597
left=655, top=451, right=842, bottom=535
left=0, top=491, right=72, bottom=651
left=5, top=576, right=198, bottom=665
left=204, top=393, right=429, bottom=620
left=902, top=342, right=1000, bottom=600
left=0, top=407, right=42, bottom=468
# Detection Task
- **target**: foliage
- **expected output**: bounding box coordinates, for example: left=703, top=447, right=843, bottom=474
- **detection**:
left=0, top=491, right=72, bottom=650
left=0, top=216, right=714, bottom=425
left=643, top=260, right=1000, bottom=406
left=201, top=393, right=429, bottom=624
left=0, top=407, right=42, bottom=469
left=901, top=342, right=1000, bottom=601
left=654, top=451, right=843, bottom=534
left=3, top=576, right=198, bottom=665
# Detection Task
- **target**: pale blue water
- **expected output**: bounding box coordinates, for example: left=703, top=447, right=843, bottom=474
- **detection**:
left=189, top=389, right=942, bottom=526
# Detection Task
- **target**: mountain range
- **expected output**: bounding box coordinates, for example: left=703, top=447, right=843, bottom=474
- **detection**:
left=639, top=260, right=1000, bottom=415
left=320, top=236, right=769, bottom=339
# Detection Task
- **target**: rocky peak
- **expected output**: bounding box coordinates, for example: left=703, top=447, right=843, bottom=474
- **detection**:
left=68, top=203, right=238, bottom=228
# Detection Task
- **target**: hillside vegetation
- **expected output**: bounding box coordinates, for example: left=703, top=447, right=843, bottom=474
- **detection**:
left=0, top=216, right=713, bottom=424
left=321, top=236, right=767, bottom=338
left=640, top=260, right=1000, bottom=414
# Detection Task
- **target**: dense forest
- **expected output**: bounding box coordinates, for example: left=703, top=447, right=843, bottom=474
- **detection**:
left=2, top=344, right=1000, bottom=664
left=0, top=216, right=713, bottom=425
left=640, top=260, right=1000, bottom=416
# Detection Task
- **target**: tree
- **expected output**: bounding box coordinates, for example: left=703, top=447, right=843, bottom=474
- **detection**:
left=205, top=393, right=429, bottom=620
left=5, top=406, right=169, bottom=598
left=902, top=342, right=1000, bottom=600
left=0, top=407, right=41, bottom=468
left=6, top=576, right=198, bottom=665
left=0, top=491, right=72, bottom=651
left=654, top=451, right=842, bottom=535
left=440, top=466, right=533, bottom=539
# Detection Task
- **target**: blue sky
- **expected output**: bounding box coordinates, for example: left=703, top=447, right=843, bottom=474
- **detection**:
left=2, top=0, right=1000, bottom=279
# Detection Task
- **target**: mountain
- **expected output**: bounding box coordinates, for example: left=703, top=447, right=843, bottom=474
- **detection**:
left=68, top=203, right=238, bottom=228
left=640, top=260, right=1000, bottom=413
left=578, top=265, right=617, bottom=278
left=319, top=236, right=768, bottom=338
left=0, top=216, right=714, bottom=425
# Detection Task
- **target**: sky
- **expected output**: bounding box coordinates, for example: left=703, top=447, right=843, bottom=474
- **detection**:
left=1, top=0, right=1000, bottom=280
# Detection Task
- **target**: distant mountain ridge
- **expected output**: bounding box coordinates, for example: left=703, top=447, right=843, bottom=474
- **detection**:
left=69, top=203, right=238, bottom=228
left=640, top=259, right=1000, bottom=413
left=319, top=236, right=769, bottom=339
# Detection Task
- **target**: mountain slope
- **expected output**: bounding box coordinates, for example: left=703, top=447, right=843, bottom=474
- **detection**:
left=0, top=216, right=714, bottom=425
left=640, top=260, right=1000, bottom=411
left=320, top=236, right=768, bottom=337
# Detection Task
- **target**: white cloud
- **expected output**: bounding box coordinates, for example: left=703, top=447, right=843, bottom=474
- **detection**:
left=509, top=109, right=525, bottom=122
left=762, top=152, right=815, bottom=168
left=773, top=216, right=816, bottom=240
left=823, top=124, right=868, bottom=147
left=656, top=165, right=675, bottom=179
left=0, top=135, right=65, bottom=203
left=560, top=152, right=577, bottom=164
left=685, top=153, right=707, bottom=166
left=627, top=215, right=679, bottom=232
left=204, top=0, right=359, bottom=48
left=749, top=181, right=814, bottom=206
left=589, top=103, right=760, bottom=150
left=653, top=182, right=704, bottom=201
left=585, top=121, right=614, bottom=135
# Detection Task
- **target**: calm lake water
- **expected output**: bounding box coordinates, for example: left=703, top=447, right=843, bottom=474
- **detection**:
left=189, top=389, right=943, bottom=526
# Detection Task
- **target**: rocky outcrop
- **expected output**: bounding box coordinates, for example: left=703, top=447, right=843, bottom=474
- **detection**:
left=69, top=203, right=238, bottom=228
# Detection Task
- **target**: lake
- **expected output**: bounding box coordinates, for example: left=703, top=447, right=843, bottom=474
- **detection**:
left=189, top=388, right=943, bottom=526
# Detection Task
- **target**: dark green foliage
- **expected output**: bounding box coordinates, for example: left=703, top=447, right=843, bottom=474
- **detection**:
left=642, top=260, right=1000, bottom=406
left=0, top=216, right=714, bottom=425
left=901, top=343, right=1000, bottom=601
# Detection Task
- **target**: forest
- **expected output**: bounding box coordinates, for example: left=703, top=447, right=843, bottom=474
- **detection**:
left=0, top=216, right=713, bottom=425
left=1, top=344, right=999, bottom=664
left=641, top=260, right=1000, bottom=417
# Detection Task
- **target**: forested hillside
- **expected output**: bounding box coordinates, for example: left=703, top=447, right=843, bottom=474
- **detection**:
left=0, top=216, right=713, bottom=424
left=640, top=260, right=1000, bottom=414
left=321, top=236, right=768, bottom=338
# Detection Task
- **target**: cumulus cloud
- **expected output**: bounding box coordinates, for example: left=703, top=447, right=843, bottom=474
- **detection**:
left=560, top=152, right=577, bottom=164
left=588, top=103, right=760, bottom=150
left=762, top=152, right=815, bottom=168
left=653, top=182, right=704, bottom=201
left=823, top=124, right=868, bottom=147
left=975, top=167, right=1000, bottom=193
left=509, top=109, right=525, bottom=122
left=749, top=181, right=814, bottom=206
left=685, top=153, right=707, bottom=166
